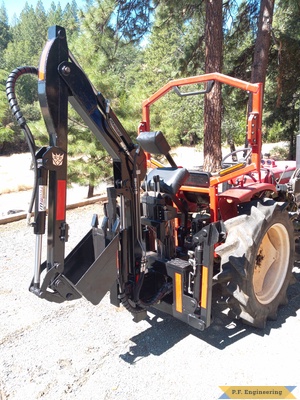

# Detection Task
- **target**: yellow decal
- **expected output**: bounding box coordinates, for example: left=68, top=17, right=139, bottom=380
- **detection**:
left=175, top=272, right=182, bottom=313
left=201, top=266, right=208, bottom=309
left=219, top=386, right=296, bottom=399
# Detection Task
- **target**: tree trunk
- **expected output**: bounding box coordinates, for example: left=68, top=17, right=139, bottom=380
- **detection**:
left=87, top=184, right=94, bottom=198
left=251, top=0, right=275, bottom=86
left=203, top=0, right=223, bottom=172
left=87, top=171, right=95, bottom=198
left=246, top=0, right=274, bottom=148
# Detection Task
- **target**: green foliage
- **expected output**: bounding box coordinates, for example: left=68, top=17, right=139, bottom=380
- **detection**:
left=270, top=144, right=289, bottom=160
left=263, top=121, right=286, bottom=143
left=5, top=4, right=47, bottom=68
left=262, top=0, right=300, bottom=146
left=0, top=68, right=15, bottom=150
left=224, top=1, right=258, bottom=80
left=114, top=0, right=154, bottom=43
left=0, top=4, right=11, bottom=65
left=221, top=82, right=249, bottom=145
left=67, top=116, right=112, bottom=189
left=47, top=2, right=64, bottom=26
left=132, top=2, right=206, bottom=146
left=48, top=0, right=79, bottom=36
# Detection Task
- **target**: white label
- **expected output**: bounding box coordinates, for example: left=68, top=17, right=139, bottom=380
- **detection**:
left=38, top=185, right=47, bottom=212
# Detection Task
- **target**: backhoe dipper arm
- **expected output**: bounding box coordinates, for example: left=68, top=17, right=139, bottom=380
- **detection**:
left=30, top=26, right=146, bottom=303
left=38, top=26, right=145, bottom=183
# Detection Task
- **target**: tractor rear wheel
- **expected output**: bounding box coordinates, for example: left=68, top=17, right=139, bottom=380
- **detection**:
left=215, top=200, right=294, bottom=328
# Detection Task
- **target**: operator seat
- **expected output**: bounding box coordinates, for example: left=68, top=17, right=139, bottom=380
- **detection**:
left=144, top=167, right=190, bottom=196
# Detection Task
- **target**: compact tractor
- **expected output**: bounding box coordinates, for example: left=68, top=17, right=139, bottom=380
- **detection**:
left=6, top=26, right=300, bottom=330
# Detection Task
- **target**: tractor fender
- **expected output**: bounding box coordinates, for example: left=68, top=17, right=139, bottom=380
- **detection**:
left=218, top=183, right=276, bottom=221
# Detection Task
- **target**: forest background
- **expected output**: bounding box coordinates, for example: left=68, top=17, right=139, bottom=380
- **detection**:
left=0, top=0, right=300, bottom=194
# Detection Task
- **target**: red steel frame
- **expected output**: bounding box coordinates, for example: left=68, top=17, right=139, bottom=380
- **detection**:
left=138, top=73, right=265, bottom=222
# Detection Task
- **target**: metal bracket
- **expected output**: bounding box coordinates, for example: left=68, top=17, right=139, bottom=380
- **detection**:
left=173, top=80, right=215, bottom=97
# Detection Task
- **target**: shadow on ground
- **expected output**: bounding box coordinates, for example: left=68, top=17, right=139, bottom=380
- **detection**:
left=120, top=266, right=300, bottom=364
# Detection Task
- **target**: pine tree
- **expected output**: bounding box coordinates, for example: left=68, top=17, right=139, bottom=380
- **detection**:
left=62, top=1, right=80, bottom=36
left=251, top=0, right=275, bottom=87
left=0, top=3, right=11, bottom=67
left=222, top=1, right=258, bottom=147
left=62, top=0, right=145, bottom=195
left=0, top=69, right=15, bottom=152
left=264, top=0, right=300, bottom=156
left=131, top=2, right=207, bottom=147
left=3, top=3, right=48, bottom=106
left=47, top=1, right=64, bottom=26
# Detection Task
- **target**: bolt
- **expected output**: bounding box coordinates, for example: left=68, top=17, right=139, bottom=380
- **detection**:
left=190, top=299, right=197, bottom=309
left=54, top=279, right=61, bottom=287
left=62, top=66, right=71, bottom=76
left=58, top=29, right=66, bottom=39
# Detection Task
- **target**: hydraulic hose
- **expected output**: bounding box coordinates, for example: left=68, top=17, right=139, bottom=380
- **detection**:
left=119, top=281, right=173, bottom=313
left=6, top=66, right=38, bottom=127
left=6, top=66, right=39, bottom=224
left=118, top=291, right=146, bottom=314
left=139, top=282, right=173, bottom=307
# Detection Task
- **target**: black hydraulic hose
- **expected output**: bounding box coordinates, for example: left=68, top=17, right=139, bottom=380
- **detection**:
left=6, top=66, right=39, bottom=224
left=139, top=282, right=173, bottom=307
left=119, top=281, right=173, bottom=313
left=119, top=291, right=146, bottom=314
left=6, top=66, right=38, bottom=127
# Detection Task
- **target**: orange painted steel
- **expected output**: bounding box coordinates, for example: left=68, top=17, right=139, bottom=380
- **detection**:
left=140, top=72, right=263, bottom=179
left=140, top=73, right=264, bottom=223
left=142, top=73, right=261, bottom=112
left=179, top=163, right=257, bottom=222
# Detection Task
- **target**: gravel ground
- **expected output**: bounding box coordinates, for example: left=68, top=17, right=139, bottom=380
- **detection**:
left=1, top=203, right=300, bottom=400
left=0, top=145, right=299, bottom=400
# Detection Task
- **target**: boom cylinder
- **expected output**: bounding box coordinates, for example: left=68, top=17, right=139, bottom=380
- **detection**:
left=34, top=157, right=48, bottom=235
left=33, top=153, right=48, bottom=287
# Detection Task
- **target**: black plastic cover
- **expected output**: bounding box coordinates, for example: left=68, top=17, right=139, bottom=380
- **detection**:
left=136, top=131, right=171, bottom=155
left=144, top=167, right=189, bottom=195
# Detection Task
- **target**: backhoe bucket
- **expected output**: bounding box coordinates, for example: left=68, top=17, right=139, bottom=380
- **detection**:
left=31, top=230, right=119, bottom=305
left=63, top=231, right=119, bottom=305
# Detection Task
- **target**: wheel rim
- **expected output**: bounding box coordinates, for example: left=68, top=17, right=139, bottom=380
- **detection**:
left=253, top=223, right=290, bottom=304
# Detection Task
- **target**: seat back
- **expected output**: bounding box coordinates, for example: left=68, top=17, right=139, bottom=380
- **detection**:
left=144, top=167, right=190, bottom=195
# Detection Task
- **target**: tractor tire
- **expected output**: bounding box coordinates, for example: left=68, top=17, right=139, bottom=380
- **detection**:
left=215, top=200, right=294, bottom=328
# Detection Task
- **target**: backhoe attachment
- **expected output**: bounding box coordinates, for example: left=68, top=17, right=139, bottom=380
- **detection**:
left=6, top=26, right=146, bottom=305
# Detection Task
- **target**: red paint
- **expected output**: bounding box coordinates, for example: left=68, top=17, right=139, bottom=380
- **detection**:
left=56, top=180, right=66, bottom=220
